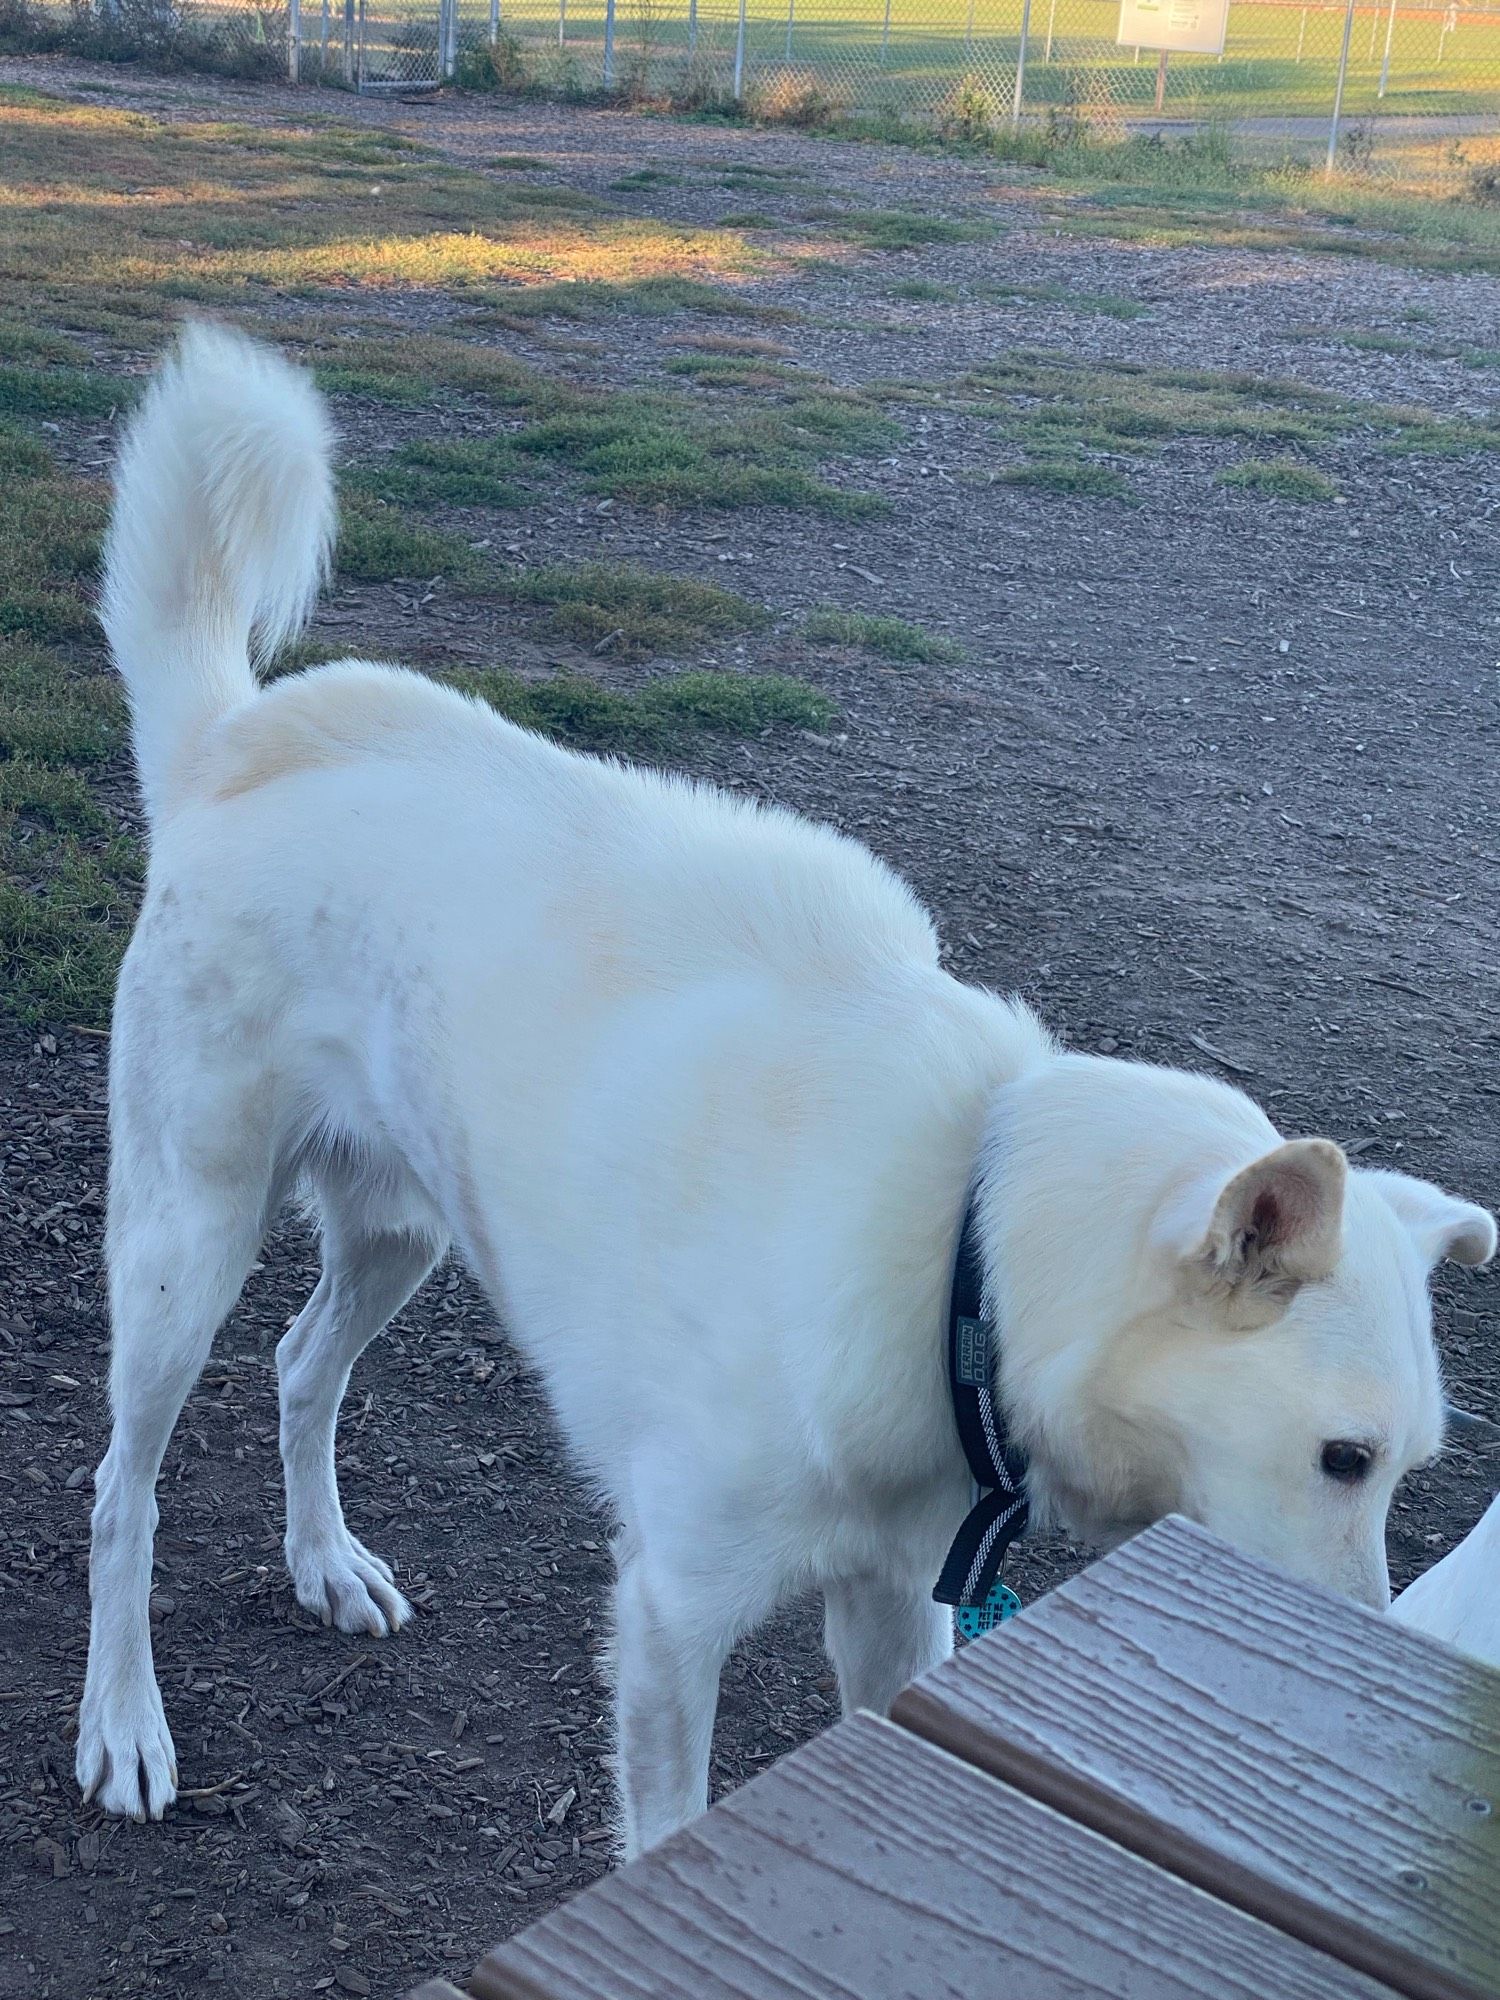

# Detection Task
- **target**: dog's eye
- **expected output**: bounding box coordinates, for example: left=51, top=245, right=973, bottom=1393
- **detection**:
left=1320, top=1440, right=1373, bottom=1483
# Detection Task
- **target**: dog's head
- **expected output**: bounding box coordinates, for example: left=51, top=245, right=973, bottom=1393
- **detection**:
left=980, top=1053, right=1494, bottom=1608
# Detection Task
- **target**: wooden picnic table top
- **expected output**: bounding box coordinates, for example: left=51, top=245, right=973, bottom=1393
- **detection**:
left=893, top=1515, right=1500, bottom=2000
left=404, top=1516, right=1500, bottom=2000
left=465, top=1710, right=1401, bottom=2000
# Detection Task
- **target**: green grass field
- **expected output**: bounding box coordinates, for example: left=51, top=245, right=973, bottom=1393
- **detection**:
left=450, top=0, right=1500, bottom=119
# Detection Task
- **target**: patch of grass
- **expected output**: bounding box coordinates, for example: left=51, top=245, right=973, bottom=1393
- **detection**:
left=315, top=322, right=888, bottom=518
left=337, top=492, right=765, bottom=656
left=499, top=561, right=765, bottom=659
left=904, top=349, right=1500, bottom=462
left=1296, top=325, right=1500, bottom=371
left=671, top=333, right=792, bottom=358
left=336, top=500, right=481, bottom=585
left=841, top=209, right=994, bottom=252
left=314, top=365, right=442, bottom=410
left=506, top=379, right=892, bottom=517
left=610, top=167, right=683, bottom=190
left=986, top=281, right=1147, bottom=320
left=31, top=296, right=171, bottom=348
left=0, top=93, right=757, bottom=335
left=0, top=591, right=99, bottom=646
left=0, top=835, right=141, bottom=1025
left=712, top=161, right=808, bottom=184
left=1332, top=328, right=1432, bottom=357
left=805, top=607, right=962, bottom=663
left=999, top=457, right=1133, bottom=499
left=1218, top=456, right=1339, bottom=501
left=0, top=363, right=126, bottom=419
left=665, top=352, right=809, bottom=389
left=718, top=210, right=779, bottom=230
left=0, top=640, right=120, bottom=764
left=0, top=319, right=88, bottom=364
left=463, top=664, right=830, bottom=747
left=0, top=440, right=107, bottom=630
left=0, top=757, right=107, bottom=832
left=0, top=419, right=56, bottom=480
left=1044, top=180, right=1500, bottom=279
left=489, top=153, right=548, bottom=171
left=1379, top=408, right=1500, bottom=456
left=890, top=279, right=963, bottom=302
left=301, top=329, right=548, bottom=410
left=355, top=437, right=527, bottom=511
left=0, top=415, right=134, bottom=1022
left=476, top=275, right=760, bottom=323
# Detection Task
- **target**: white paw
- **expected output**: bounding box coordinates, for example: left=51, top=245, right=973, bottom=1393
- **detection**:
left=76, top=1678, right=178, bottom=1820
left=286, top=1532, right=412, bottom=1636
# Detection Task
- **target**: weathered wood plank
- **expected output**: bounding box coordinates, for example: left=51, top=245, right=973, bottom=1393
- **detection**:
left=892, top=1515, right=1500, bottom=2000
left=468, top=1711, right=1399, bottom=2000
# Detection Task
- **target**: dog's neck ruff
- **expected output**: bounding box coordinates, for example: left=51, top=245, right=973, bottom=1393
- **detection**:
left=933, top=1189, right=1031, bottom=1615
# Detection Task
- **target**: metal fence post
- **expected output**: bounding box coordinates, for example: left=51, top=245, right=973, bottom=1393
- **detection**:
left=1327, top=0, right=1357, bottom=174
left=688, top=0, right=698, bottom=52
left=881, top=0, right=892, bottom=63
left=440, top=0, right=457, bottom=77
left=1044, top=0, right=1057, bottom=61
left=1377, top=0, right=1397, bottom=95
left=288, top=0, right=300, bottom=79
left=1296, top=5, right=1307, bottom=58
left=1153, top=45, right=1168, bottom=108
left=785, top=0, right=795, bottom=60
left=603, top=0, right=616, bottom=83
left=343, top=0, right=355, bottom=85
left=1010, top=0, right=1032, bottom=123
left=490, top=0, right=499, bottom=42
left=558, top=0, right=566, bottom=45
left=733, top=0, right=747, bottom=95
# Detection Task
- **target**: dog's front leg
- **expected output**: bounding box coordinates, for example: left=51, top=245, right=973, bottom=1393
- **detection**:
left=610, top=1545, right=738, bottom=1860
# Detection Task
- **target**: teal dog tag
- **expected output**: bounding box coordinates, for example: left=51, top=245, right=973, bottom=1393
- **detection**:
left=956, top=1580, right=1022, bottom=1641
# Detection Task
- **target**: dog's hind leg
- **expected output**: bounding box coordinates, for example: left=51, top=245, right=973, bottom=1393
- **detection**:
left=78, top=988, right=283, bottom=1820
left=822, top=1575, right=952, bottom=1717
left=277, top=1174, right=445, bottom=1636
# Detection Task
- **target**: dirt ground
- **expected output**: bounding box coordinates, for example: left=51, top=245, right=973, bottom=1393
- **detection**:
left=4, top=60, right=1500, bottom=2000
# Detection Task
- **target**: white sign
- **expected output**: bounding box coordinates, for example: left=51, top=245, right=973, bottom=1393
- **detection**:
left=1117, top=0, right=1229, bottom=54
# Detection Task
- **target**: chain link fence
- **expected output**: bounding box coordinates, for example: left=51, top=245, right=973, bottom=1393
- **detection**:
left=349, top=0, right=1500, bottom=169
left=20, top=0, right=1500, bottom=168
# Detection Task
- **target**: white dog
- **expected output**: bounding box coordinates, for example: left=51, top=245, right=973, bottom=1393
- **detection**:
left=1392, top=1490, right=1500, bottom=1668
left=78, top=326, right=1495, bottom=1848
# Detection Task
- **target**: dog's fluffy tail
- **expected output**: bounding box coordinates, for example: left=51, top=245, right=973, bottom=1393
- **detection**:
left=101, top=321, right=336, bottom=824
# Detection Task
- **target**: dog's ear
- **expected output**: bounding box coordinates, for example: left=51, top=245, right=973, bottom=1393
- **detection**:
left=1167, top=1138, right=1347, bottom=1330
left=1363, top=1170, right=1496, bottom=1269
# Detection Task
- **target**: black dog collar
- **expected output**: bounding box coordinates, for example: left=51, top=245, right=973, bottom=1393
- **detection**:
left=933, top=1191, right=1030, bottom=1611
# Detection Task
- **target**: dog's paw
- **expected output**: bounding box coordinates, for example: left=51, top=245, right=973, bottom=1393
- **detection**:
left=76, top=1682, right=178, bottom=1820
left=286, top=1533, right=412, bottom=1637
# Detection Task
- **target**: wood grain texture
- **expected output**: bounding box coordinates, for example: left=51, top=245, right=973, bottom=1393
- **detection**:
left=468, top=1711, right=1397, bottom=2000
left=891, top=1515, right=1500, bottom=2000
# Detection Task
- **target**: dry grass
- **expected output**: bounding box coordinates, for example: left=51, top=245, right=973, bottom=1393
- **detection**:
left=882, top=349, right=1500, bottom=501
left=0, top=86, right=766, bottom=328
